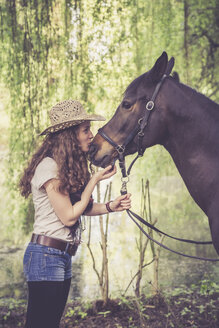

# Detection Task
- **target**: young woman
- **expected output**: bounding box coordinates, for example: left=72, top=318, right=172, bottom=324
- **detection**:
left=19, top=100, right=131, bottom=328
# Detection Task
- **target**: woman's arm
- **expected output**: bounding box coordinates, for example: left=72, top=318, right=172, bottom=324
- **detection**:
left=44, top=165, right=117, bottom=226
left=44, top=177, right=96, bottom=226
left=85, top=193, right=132, bottom=216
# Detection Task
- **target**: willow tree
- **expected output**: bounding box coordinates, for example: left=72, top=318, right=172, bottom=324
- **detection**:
left=0, top=0, right=76, bottom=236
left=185, top=0, right=219, bottom=98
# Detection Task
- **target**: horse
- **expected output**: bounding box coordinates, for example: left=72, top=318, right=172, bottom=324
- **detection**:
left=88, top=52, right=219, bottom=256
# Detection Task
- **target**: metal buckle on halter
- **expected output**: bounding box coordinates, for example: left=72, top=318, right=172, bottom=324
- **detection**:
left=138, top=118, right=143, bottom=125
left=138, top=130, right=144, bottom=137
left=116, top=145, right=125, bottom=154
left=146, top=100, right=154, bottom=111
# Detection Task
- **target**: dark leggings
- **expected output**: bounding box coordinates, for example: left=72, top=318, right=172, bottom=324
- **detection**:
left=25, top=278, right=71, bottom=328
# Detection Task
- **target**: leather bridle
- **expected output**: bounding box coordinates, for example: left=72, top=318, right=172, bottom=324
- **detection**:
left=98, top=74, right=167, bottom=181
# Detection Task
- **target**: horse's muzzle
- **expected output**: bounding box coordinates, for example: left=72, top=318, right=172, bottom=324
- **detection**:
left=88, top=142, right=117, bottom=168
left=88, top=143, right=97, bottom=159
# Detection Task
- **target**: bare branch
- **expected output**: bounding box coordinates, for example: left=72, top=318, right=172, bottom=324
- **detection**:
left=122, top=258, right=155, bottom=296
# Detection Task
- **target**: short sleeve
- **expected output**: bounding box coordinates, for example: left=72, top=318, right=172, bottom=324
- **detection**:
left=31, top=157, right=58, bottom=189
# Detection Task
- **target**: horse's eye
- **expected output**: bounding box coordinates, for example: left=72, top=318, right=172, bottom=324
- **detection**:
left=122, top=101, right=132, bottom=109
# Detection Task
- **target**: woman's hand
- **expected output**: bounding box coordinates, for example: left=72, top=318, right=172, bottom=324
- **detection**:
left=92, top=165, right=117, bottom=183
left=110, top=193, right=131, bottom=212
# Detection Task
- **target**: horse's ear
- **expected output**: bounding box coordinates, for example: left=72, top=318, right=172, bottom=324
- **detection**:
left=172, top=71, right=180, bottom=83
left=149, top=51, right=168, bottom=82
left=165, top=57, right=175, bottom=76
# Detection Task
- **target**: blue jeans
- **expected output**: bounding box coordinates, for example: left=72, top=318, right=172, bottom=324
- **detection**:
left=23, top=242, right=73, bottom=328
left=23, top=242, right=72, bottom=281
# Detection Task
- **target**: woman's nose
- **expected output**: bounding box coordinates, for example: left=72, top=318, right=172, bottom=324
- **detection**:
left=89, top=131, right=94, bottom=139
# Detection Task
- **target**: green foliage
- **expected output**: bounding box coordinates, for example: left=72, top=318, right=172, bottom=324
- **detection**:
left=0, top=298, right=26, bottom=322
left=65, top=306, right=88, bottom=320
left=65, top=301, right=92, bottom=322
left=161, top=280, right=219, bottom=327
left=198, top=277, right=219, bottom=295
left=98, top=310, right=111, bottom=317
left=166, top=278, right=219, bottom=297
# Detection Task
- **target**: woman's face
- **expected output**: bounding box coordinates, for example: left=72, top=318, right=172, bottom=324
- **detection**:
left=77, top=122, right=93, bottom=152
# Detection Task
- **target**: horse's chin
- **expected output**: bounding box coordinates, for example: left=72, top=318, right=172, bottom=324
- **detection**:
left=91, top=154, right=117, bottom=168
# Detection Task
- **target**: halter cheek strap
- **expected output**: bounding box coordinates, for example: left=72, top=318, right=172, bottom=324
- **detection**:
left=98, top=125, right=140, bottom=178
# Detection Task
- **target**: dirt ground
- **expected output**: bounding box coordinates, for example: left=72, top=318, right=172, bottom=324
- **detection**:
left=0, top=289, right=219, bottom=328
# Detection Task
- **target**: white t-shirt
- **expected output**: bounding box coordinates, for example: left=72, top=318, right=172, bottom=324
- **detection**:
left=31, top=157, right=73, bottom=242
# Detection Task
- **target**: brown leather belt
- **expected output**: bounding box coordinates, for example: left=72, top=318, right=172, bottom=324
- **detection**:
left=31, top=233, right=78, bottom=256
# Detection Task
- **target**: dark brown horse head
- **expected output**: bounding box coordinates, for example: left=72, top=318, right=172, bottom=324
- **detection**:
left=89, top=52, right=175, bottom=167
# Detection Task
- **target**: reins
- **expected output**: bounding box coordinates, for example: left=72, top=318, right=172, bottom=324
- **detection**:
left=98, top=73, right=219, bottom=262
left=120, top=164, right=219, bottom=262
left=127, top=209, right=219, bottom=261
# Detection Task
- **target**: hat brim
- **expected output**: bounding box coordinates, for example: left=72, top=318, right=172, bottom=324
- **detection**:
left=39, top=114, right=105, bottom=136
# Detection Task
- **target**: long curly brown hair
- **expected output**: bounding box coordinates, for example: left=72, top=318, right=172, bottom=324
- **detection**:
left=19, top=126, right=90, bottom=198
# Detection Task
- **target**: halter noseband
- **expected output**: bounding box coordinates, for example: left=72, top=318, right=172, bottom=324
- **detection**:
left=98, top=74, right=167, bottom=181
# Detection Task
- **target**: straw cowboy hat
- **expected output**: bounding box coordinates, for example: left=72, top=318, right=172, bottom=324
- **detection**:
left=40, top=99, right=105, bottom=135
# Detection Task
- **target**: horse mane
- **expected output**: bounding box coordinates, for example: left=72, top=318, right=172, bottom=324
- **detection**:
left=178, top=80, right=219, bottom=108
left=168, top=76, right=219, bottom=126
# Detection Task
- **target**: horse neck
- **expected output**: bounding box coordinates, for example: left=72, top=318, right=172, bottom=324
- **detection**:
left=163, top=80, right=219, bottom=155
left=161, top=81, right=219, bottom=213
